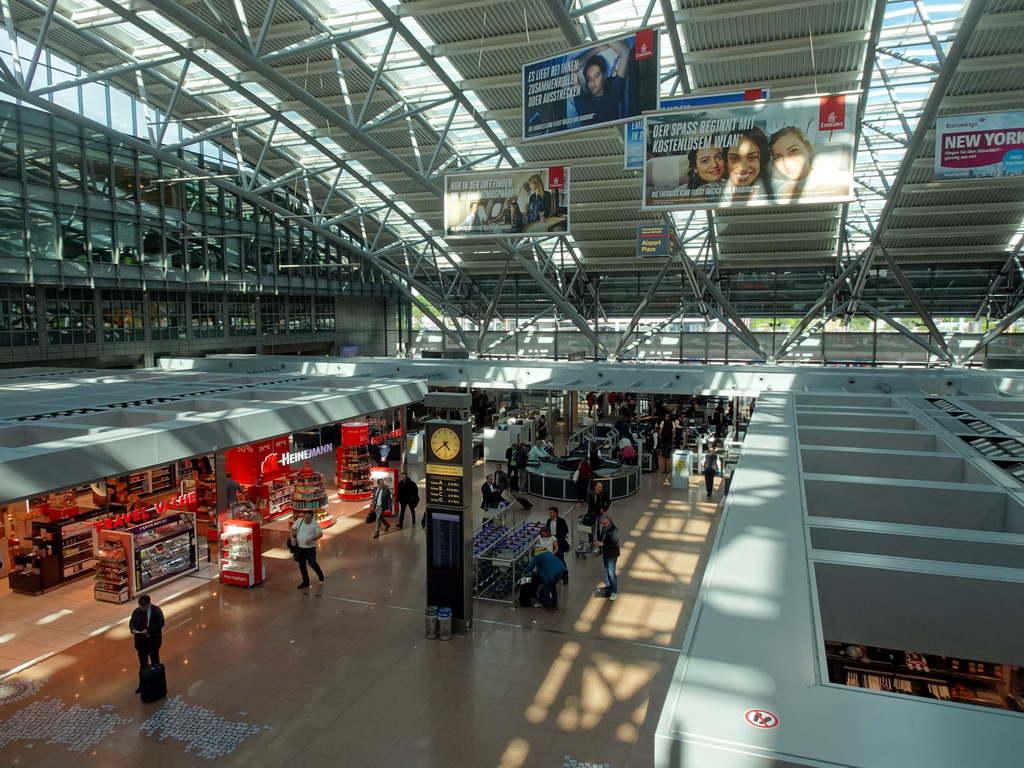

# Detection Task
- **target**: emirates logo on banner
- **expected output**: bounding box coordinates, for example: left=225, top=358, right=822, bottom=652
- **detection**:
left=548, top=166, right=565, bottom=189
left=819, top=96, right=846, bottom=131
left=635, top=29, right=654, bottom=60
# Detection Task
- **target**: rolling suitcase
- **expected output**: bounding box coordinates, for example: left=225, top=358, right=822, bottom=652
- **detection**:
left=139, top=663, right=167, bottom=703
left=516, top=495, right=533, bottom=511
left=518, top=579, right=536, bottom=608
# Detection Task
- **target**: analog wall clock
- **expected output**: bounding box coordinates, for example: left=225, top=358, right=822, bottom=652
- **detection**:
left=430, top=426, right=461, bottom=461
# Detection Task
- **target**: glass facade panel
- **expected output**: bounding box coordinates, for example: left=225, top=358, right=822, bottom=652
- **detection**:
left=228, top=296, right=257, bottom=336
left=45, top=288, right=96, bottom=345
left=191, top=297, right=224, bottom=338
left=261, top=295, right=286, bottom=335
left=149, top=291, right=186, bottom=341
left=100, top=290, right=144, bottom=342
left=22, top=129, right=53, bottom=185
left=0, top=287, right=39, bottom=347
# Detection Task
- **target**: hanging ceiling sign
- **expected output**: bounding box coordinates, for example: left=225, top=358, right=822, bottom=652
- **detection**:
left=444, top=166, right=570, bottom=238
left=522, top=28, right=659, bottom=142
left=934, top=110, right=1024, bottom=181
left=643, top=94, right=858, bottom=211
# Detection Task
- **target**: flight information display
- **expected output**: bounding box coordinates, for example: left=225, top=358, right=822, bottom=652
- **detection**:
left=428, top=509, right=461, bottom=570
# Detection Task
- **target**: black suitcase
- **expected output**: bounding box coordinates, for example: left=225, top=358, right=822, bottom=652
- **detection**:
left=516, top=495, right=533, bottom=511
left=365, top=509, right=376, bottom=524
left=139, top=663, right=167, bottom=703
left=518, top=580, right=536, bottom=608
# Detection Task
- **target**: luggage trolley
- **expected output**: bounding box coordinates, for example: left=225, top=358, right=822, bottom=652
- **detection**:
left=574, top=508, right=596, bottom=558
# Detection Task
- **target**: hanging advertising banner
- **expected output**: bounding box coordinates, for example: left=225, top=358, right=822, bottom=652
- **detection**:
left=643, top=94, right=858, bottom=211
left=522, top=28, right=659, bottom=142
left=444, top=166, right=570, bottom=238
left=624, top=89, right=769, bottom=169
left=934, top=111, right=1024, bottom=180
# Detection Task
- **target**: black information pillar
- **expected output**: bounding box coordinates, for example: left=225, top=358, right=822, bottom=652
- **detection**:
left=424, top=419, right=474, bottom=634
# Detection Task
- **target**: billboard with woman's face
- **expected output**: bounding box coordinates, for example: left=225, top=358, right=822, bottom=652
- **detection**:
left=444, top=167, right=570, bottom=239
left=642, top=95, right=859, bottom=211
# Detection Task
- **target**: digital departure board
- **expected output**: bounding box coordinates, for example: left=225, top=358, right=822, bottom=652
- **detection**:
left=429, top=509, right=461, bottom=570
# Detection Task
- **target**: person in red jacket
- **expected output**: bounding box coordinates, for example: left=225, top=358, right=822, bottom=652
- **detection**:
left=574, top=456, right=593, bottom=504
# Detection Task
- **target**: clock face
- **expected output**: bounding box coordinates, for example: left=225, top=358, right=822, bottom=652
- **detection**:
left=430, top=427, right=461, bottom=461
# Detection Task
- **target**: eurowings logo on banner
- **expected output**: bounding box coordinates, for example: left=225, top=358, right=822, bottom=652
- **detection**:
left=819, top=96, right=847, bottom=131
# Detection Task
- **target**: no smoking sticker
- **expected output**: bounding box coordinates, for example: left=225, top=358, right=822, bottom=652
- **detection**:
left=744, top=709, right=779, bottom=729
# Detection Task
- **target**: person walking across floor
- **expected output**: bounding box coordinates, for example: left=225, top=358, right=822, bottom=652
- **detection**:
left=522, top=549, right=568, bottom=610
left=396, top=472, right=419, bottom=529
left=702, top=450, right=721, bottom=497
left=289, top=508, right=325, bottom=588
left=574, top=455, right=593, bottom=504
left=371, top=478, right=393, bottom=539
left=129, top=594, right=165, bottom=692
left=594, top=514, right=621, bottom=600
left=659, top=413, right=675, bottom=473
left=546, top=506, right=570, bottom=584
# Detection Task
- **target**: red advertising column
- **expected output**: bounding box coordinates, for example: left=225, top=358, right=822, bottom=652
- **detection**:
left=338, top=422, right=372, bottom=501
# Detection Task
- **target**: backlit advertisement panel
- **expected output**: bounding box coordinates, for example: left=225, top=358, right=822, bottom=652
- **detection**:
left=934, top=111, right=1024, bottom=180
left=522, top=29, right=659, bottom=141
left=643, top=95, right=858, bottom=210
left=444, top=167, right=569, bottom=238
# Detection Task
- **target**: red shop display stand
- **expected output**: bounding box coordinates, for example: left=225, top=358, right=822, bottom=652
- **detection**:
left=370, top=467, right=399, bottom=517
left=220, top=519, right=264, bottom=587
left=338, top=422, right=372, bottom=502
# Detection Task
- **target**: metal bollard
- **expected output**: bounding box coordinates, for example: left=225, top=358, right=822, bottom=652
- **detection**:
left=425, top=605, right=439, bottom=639
left=437, top=607, right=453, bottom=641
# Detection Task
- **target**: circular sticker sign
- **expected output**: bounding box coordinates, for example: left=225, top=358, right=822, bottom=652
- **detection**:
left=744, top=709, right=780, bottom=729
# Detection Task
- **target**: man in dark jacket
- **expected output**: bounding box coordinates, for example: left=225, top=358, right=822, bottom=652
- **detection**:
left=493, top=463, right=510, bottom=499
left=546, top=506, right=570, bottom=583
left=396, top=472, right=419, bottom=528
left=595, top=514, right=621, bottom=600
left=129, top=594, right=165, bottom=692
left=523, top=550, right=568, bottom=610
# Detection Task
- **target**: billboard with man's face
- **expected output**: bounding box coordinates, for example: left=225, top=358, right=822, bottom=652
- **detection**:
left=444, top=167, right=570, bottom=239
left=642, top=95, right=858, bottom=211
left=522, top=29, right=659, bottom=141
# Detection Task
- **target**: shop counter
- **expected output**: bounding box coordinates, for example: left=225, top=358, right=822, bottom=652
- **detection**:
left=8, top=556, right=61, bottom=595
left=524, top=459, right=640, bottom=502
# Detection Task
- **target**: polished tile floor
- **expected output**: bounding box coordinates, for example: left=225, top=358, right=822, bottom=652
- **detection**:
left=0, top=455, right=721, bottom=768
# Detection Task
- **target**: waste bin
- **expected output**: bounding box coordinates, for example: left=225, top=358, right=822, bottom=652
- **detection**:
left=437, top=607, right=453, bottom=641
left=425, top=605, right=439, bottom=639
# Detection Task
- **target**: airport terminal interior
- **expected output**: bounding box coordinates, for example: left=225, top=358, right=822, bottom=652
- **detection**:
left=1, top=0, right=1024, bottom=766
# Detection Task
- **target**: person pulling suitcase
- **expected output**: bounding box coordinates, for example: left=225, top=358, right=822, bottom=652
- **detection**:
left=129, top=594, right=166, bottom=700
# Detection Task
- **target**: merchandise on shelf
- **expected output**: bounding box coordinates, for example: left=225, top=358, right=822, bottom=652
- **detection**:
left=47, top=490, right=77, bottom=512
left=291, top=464, right=333, bottom=527
left=93, top=539, right=129, bottom=603
left=31, top=519, right=96, bottom=582
left=100, top=512, right=199, bottom=599
left=229, top=499, right=260, bottom=523
left=338, top=422, right=372, bottom=500
left=195, top=473, right=217, bottom=527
